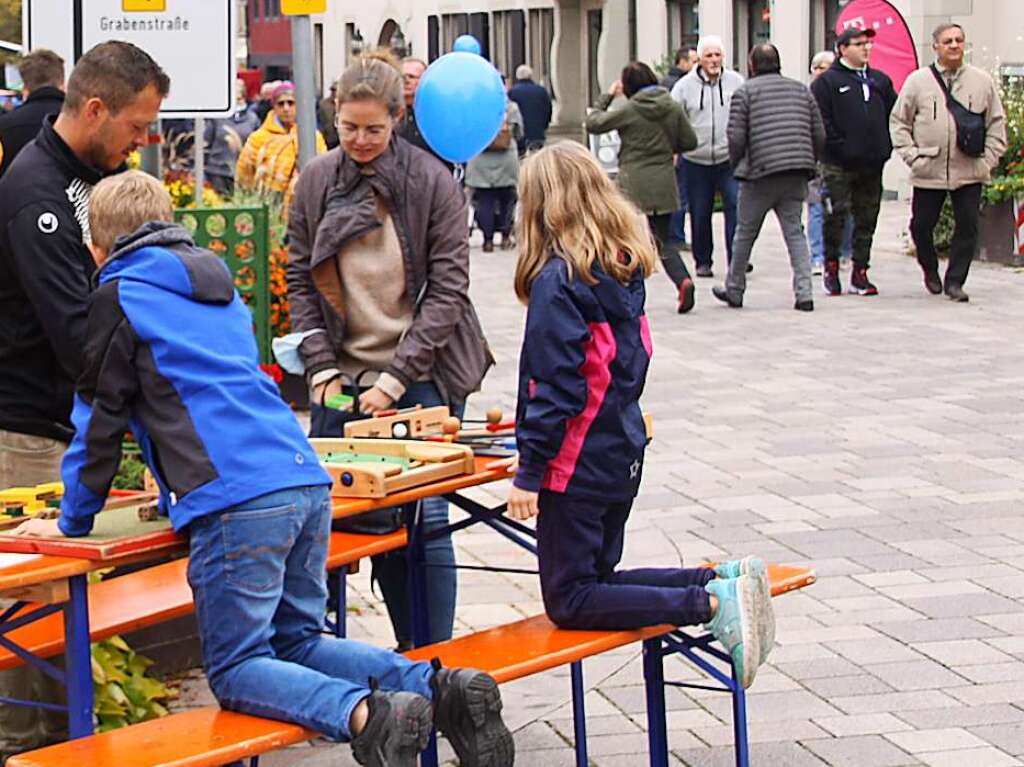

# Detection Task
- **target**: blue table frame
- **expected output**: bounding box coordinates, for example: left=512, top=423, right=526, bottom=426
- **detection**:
left=0, top=573, right=95, bottom=738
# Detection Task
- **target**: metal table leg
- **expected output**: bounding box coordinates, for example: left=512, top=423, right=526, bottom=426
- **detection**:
left=64, top=574, right=93, bottom=737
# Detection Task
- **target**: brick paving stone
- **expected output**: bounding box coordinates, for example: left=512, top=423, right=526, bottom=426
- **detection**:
left=674, top=742, right=830, bottom=767
left=896, top=704, right=1024, bottom=729
left=802, top=734, right=921, bottom=766
left=885, top=727, right=990, bottom=753
left=916, top=747, right=1022, bottom=767
left=812, top=713, right=915, bottom=737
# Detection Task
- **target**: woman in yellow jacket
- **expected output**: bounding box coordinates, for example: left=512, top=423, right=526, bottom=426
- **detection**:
left=236, top=82, right=326, bottom=212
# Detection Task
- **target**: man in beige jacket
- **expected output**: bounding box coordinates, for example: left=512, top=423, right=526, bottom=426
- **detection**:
left=891, top=22, right=1007, bottom=302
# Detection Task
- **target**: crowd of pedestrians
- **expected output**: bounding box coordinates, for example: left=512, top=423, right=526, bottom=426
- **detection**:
left=588, top=21, right=1007, bottom=311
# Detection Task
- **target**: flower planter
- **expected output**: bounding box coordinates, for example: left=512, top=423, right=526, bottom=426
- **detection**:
left=977, top=199, right=1024, bottom=266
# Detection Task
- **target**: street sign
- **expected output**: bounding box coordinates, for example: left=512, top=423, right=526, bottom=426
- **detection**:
left=281, top=0, right=327, bottom=15
left=23, top=0, right=236, bottom=117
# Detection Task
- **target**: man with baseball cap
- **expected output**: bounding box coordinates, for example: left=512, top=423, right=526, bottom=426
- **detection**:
left=811, top=26, right=897, bottom=297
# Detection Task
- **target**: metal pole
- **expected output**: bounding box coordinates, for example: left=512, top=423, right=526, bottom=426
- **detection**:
left=140, top=120, right=161, bottom=179
left=291, top=14, right=318, bottom=170
left=194, top=116, right=205, bottom=208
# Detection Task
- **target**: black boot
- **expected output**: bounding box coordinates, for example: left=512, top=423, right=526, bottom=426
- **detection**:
left=351, top=681, right=433, bottom=767
left=430, top=659, right=514, bottom=767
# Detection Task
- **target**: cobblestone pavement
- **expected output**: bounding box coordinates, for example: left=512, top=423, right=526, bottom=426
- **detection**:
left=174, top=199, right=1024, bottom=766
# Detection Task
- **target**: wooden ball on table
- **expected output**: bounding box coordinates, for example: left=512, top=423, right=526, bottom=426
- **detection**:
left=442, top=417, right=462, bottom=435
left=486, top=407, right=503, bottom=425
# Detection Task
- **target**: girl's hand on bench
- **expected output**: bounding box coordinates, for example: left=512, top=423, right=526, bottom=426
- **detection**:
left=506, top=486, right=539, bottom=521
left=11, top=517, right=65, bottom=538
left=486, top=455, right=518, bottom=475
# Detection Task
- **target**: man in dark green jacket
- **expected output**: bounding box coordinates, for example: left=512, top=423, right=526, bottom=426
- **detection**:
left=586, top=62, right=698, bottom=313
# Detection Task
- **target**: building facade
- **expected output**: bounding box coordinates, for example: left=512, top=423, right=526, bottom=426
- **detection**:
left=306, top=0, right=1021, bottom=146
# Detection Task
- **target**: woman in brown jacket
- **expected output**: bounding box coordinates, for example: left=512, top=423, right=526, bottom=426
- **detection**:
left=287, top=54, right=492, bottom=648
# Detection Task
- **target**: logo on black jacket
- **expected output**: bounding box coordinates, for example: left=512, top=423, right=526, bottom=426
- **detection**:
left=37, top=212, right=59, bottom=234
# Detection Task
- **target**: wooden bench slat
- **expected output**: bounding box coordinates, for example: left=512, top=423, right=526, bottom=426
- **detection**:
left=405, top=614, right=672, bottom=683
left=325, top=529, right=407, bottom=568
left=0, top=558, right=193, bottom=672
left=7, top=707, right=314, bottom=767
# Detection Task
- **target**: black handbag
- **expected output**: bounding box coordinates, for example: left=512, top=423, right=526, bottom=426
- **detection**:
left=930, top=65, right=986, bottom=158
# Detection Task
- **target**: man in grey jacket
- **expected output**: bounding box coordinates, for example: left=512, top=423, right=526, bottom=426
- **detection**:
left=671, top=35, right=744, bottom=277
left=712, top=44, right=825, bottom=311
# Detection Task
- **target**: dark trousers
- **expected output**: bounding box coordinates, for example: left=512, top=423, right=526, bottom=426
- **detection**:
left=647, top=213, right=692, bottom=288
left=472, top=187, right=517, bottom=244
left=536, top=491, right=714, bottom=630
left=821, top=164, right=883, bottom=268
left=682, top=159, right=738, bottom=269
left=669, top=159, right=690, bottom=243
left=910, top=184, right=983, bottom=289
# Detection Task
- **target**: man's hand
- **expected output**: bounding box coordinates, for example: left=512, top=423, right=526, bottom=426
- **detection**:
left=11, top=517, right=65, bottom=538
left=507, top=486, right=540, bottom=521
left=358, top=385, right=394, bottom=416
left=608, top=80, right=624, bottom=98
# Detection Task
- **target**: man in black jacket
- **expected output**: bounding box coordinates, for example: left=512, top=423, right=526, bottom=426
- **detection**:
left=0, top=40, right=168, bottom=761
left=0, top=49, right=65, bottom=177
left=811, top=27, right=896, bottom=297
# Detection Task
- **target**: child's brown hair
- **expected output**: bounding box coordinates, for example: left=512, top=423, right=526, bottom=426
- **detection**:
left=89, top=170, right=174, bottom=253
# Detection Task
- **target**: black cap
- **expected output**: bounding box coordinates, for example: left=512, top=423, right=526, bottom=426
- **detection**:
left=835, top=26, right=877, bottom=50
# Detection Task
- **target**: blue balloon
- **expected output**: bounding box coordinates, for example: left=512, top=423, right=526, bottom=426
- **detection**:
left=452, top=35, right=482, bottom=55
left=414, top=53, right=506, bottom=164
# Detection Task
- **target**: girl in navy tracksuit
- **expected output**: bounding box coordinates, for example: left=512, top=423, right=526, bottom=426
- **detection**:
left=504, top=143, right=775, bottom=687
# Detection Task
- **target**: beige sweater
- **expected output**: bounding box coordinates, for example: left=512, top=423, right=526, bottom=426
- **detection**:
left=334, top=199, right=414, bottom=399
left=890, top=63, right=1007, bottom=190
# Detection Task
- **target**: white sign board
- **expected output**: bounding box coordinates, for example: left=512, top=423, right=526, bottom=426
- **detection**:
left=23, top=0, right=236, bottom=117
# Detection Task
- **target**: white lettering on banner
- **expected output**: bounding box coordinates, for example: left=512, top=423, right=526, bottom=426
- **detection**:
left=99, top=16, right=192, bottom=32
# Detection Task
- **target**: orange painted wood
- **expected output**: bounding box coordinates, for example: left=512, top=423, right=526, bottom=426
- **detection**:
left=405, top=615, right=674, bottom=683
left=0, top=558, right=194, bottom=672
left=767, top=563, right=816, bottom=596
left=6, top=706, right=315, bottom=767
left=325, top=530, right=407, bottom=568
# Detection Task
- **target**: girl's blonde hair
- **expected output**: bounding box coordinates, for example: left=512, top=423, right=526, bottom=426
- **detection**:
left=335, top=50, right=404, bottom=116
left=514, top=141, right=657, bottom=302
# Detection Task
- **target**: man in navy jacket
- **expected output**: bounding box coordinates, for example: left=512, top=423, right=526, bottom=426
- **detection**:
left=508, top=65, right=552, bottom=152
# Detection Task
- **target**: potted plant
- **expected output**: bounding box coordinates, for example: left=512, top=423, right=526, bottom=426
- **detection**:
left=979, top=72, right=1024, bottom=264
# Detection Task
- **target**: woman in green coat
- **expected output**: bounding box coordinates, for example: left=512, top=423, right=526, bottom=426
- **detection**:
left=586, top=61, right=698, bottom=313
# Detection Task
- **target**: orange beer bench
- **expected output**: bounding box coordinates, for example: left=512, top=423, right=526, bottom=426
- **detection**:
left=8, top=564, right=814, bottom=767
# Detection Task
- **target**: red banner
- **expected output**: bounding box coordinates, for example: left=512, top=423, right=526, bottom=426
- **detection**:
left=836, top=0, right=919, bottom=92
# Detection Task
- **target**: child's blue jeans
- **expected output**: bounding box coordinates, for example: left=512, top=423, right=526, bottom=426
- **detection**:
left=186, top=484, right=434, bottom=740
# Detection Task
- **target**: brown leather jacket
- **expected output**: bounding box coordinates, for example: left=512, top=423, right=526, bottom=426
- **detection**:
left=287, top=136, right=493, bottom=403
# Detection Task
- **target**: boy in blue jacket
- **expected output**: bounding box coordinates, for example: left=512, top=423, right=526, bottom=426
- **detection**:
left=501, top=142, right=776, bottom=688
left=14, top=171, right=512, bottom=767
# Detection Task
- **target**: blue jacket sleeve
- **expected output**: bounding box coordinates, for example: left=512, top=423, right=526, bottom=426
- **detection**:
left=514, top=271, right=590, bottom=492
left=58, top=299, right=139, bottom=537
